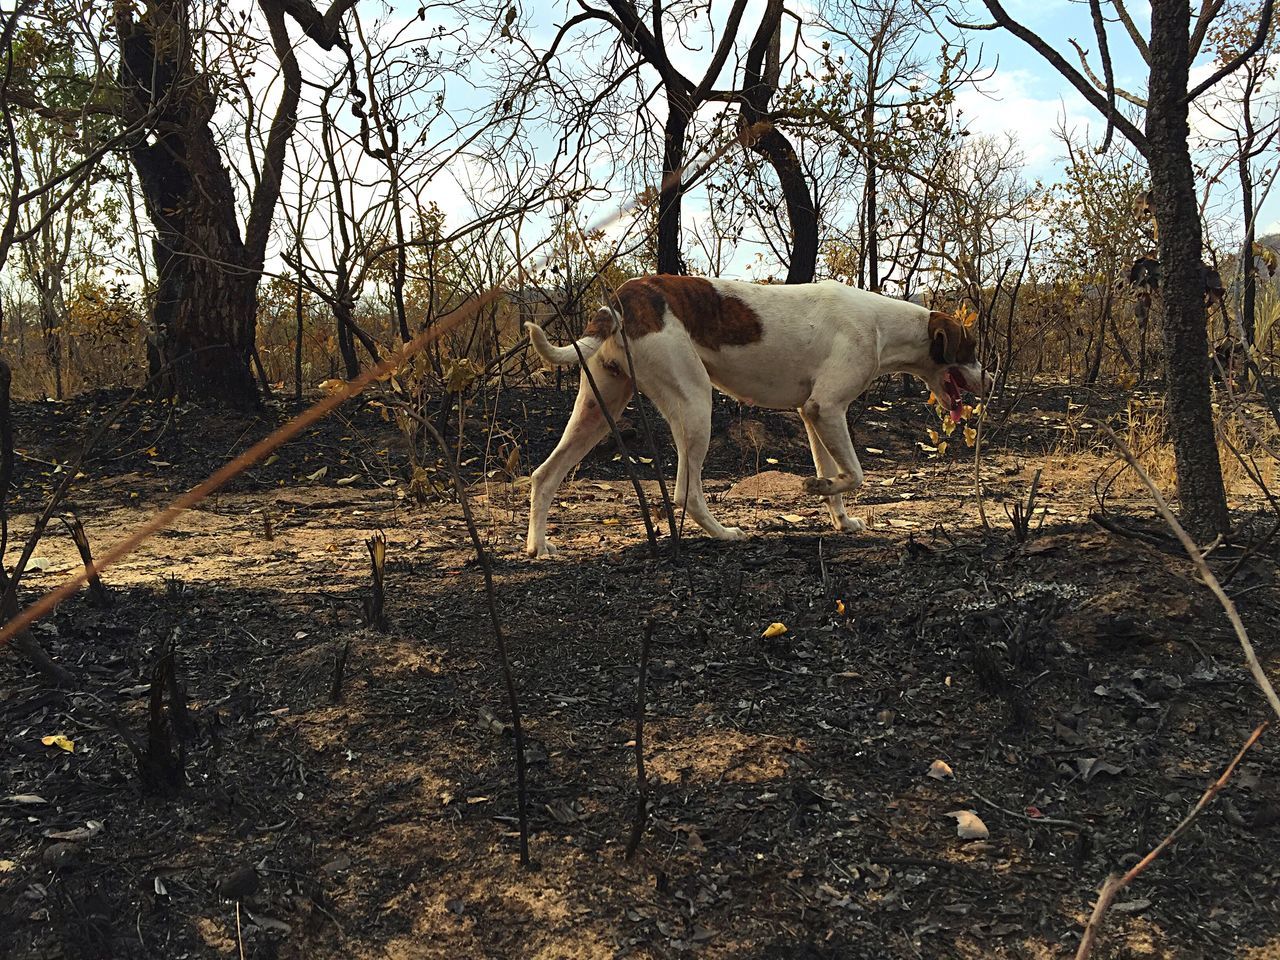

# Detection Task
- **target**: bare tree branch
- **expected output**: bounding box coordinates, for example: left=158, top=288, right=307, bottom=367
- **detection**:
left=977, top=0, right=1150, bottom=155
left=1186, top=0, right=1276, bottom=102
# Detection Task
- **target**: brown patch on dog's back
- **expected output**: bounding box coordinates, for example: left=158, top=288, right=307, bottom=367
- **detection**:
left=622, top=275, right=763, bottom=349
left=583, top=306, right=617, bottom=341
left=614, top=279, right=667, bottom=338
left=605, top=275, right=765, bottom=348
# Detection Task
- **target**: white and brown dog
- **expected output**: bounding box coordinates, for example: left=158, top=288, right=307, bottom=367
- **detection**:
left=524, top=276, right=991, bottom=558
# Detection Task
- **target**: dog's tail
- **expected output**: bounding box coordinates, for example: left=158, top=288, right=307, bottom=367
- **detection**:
left=524, top=305, right=619, bottom=367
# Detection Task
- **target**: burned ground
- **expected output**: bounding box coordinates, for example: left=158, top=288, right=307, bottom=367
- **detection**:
left=2, top=380, right=1279, bottom=959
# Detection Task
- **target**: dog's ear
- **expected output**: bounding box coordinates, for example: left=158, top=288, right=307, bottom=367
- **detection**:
left=928, top=311, right=961, bottom=364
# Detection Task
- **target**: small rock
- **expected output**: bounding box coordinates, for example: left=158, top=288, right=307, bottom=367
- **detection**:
left=320, top=854, right=352, bottom=875
left=42, top=842, right=82, bottom=870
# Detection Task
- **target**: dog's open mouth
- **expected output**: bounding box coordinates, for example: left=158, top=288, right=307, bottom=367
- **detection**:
left=942, top=368, right=970, bottom=422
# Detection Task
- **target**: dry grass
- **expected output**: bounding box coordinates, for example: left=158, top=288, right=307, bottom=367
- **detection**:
left=1048, top=390, right=1280, bottom=504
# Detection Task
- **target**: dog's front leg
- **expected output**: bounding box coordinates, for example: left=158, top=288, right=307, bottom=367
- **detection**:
left=799, top=398, right=866, bottom=529
left=800, top=412, right=865, bottom=533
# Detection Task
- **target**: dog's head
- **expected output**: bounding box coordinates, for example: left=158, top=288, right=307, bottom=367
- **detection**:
left=925, top=310, right=992, bottom=421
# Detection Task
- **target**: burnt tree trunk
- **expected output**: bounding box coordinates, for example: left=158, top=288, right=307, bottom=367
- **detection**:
left=740, top=0, right=817, bottom=284
left=117, top=1, right=260, bottom=408
left=1146, top=0, right=1230, bottom=538
left=116, top=0, right=355, bottom=407
left=657, top=101, right=691, bottom=276
left=1239, top=152, right=1256, bottom=347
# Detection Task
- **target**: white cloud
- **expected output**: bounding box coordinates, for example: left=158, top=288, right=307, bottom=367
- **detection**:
left=953, top=68, right=1097, bottom=176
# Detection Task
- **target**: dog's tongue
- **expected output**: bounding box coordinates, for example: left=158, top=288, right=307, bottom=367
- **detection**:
left=944, top=371, right=964, bottom=422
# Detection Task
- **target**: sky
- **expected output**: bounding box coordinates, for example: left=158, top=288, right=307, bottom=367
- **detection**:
left=225, top=0, right=1280, bottom=288
left=437, top=0, right=1276, bottom=272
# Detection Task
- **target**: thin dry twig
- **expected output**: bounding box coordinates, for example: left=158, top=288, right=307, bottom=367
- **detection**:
left=416, top=413, right=530, bottom=865
left=1100, top=424, right=1280, bottom=723
left=1074, top=721, right=1269, bottom=959
left=625, top=620, right=655, bottom=861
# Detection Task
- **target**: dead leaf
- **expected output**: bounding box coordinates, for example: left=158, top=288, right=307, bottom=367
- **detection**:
left=1113, top=899, right=1151, bottom=914
left=335, top=475, right=360, bottom=486
left=780, top=514, right=804, bottom=524
left=4, top=794, right=47, bottom=805
left=927, top=759, right=954, bottom=780
left=945, top=810, right=990, bottom=840
left=44, top=821, right=102, bottom=842
left=1076, top=757, right=1125, bottom=781
left=40, top=734, right=74, bottom=753
left=762, top=622, right=787, bottom=638
left=305, top=466, right=328, bottom=482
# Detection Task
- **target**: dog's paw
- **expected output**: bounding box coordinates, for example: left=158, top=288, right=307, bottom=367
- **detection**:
left=526, top=541, right=558, bottom=559
left=835, top=515, right=866, bottom=533
left=717, top=526, right=747, bottom=542
left=804, top=476, right=835, bottom=496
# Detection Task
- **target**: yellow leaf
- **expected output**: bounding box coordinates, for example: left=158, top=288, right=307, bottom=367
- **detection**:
left=927, top=428, right=940, bottom=445
left=937, top=441, right=948, bottom=457
left=41, top=734, right=74, bottom=753
left=765, top=457, right=779, bottom=465
left=942, top=417, right=956, bottom=436
left=264, top=454, right=280, bottom=466
left=443, top=357, right=481, bottom=393
left=762, top=622, right=788, bottom=638
left=602, top=517, right=620, bottom=525
left=964, top=426, right=977, bottom=447
left=146, top=447, right=158, bottom=457
left=336, top=474, right=359, bottom=486
left=972, top=403, right=984, bottom=417
left=780, top=514, right=804, bottom=523
left=306, top=466, right=328, bottom=481
left=835, top=599, right=846, bottom=615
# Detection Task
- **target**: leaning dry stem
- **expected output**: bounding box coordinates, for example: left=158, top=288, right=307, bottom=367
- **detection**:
left=1101, top=425, right=1280, bottom=722
left=415, top=413, right=530, bottom=865
left=1074, top=721, right=1268, bottom=960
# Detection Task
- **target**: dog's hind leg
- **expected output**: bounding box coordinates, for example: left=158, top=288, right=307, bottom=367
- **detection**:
left=646, top=366, right=744, bottom=543
left=800, top=412, right=864, bottom=533
left=526, top=359, right=632, bottom=558
left=799, top=398, right=866, bottom=500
